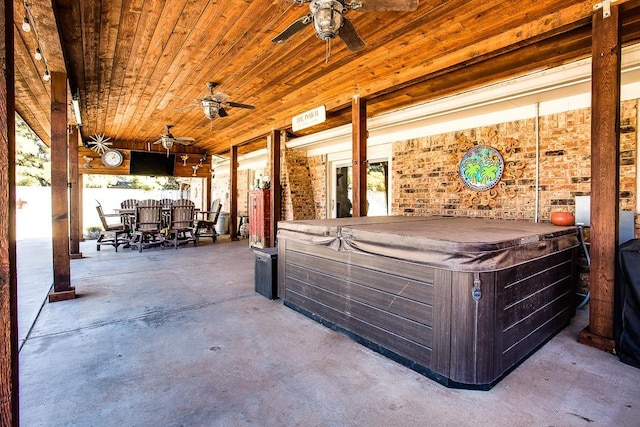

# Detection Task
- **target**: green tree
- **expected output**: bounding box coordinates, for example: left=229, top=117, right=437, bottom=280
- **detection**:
left=15, top=114, right=51, bottom=186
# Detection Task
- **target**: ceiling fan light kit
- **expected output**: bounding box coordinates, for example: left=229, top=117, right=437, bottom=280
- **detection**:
left=312, top=0, right=344, bottom=41
left=153, top=125, right=196, bottom=156
left=271, top=0, right=418, bottom=55
left=177, top=82, right=255, bottom=122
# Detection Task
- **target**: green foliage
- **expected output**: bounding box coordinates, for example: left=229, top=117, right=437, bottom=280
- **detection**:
left=16, top=114, right=51, bottom=186
left=367, top=164, right=387, bottom=192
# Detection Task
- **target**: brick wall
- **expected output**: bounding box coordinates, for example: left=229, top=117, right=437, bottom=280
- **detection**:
left=308, top=154, right=328, bottom=218
left=392, top=102, right=637, bottom=224
left=282, top=148, right=315, bottom=221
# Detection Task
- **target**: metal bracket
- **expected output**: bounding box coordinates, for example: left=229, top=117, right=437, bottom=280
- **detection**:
left=593, top=0, right=614, bottom=18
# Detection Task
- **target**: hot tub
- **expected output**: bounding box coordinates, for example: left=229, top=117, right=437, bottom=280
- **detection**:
left=277, top=216, right=579, bottom=389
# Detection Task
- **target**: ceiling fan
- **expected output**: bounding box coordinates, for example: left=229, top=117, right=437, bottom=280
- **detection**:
left=271, top=0, right=419, bottom=55
left=153, top=125, right=195, bottom=156
left=178, top=82, right=256, bottom=121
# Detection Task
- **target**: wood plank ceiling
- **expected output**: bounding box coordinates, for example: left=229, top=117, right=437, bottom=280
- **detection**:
left=13, top=0, right=640, bottom=158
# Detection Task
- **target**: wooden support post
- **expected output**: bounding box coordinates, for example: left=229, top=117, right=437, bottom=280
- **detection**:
left=49, top=72, right=75, bottom=302
left=230, top=145, right=239, bottom=241
left=269, top=130, right=282, bottom=247
left=579, top=4, right=621, bottom=352
left=352, top=96, right=367, bottom=217
left=0, top=0, right=19, bottom=422
left=68, top=125, right=82, bottom=258
left=204, top=171, right=212, bottom=212
left=78, top=173, right=84, bottom=242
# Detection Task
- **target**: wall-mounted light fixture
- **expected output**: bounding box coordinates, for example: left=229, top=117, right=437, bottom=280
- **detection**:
left=34, top=47, right=42, bottom=61
left=43, top=70, right=51, bottom=82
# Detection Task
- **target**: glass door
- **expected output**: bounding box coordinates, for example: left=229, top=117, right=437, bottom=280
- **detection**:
left=331, top=160, right=389, bottom=218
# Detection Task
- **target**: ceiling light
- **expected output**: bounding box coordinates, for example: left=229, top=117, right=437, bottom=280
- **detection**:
left=34, top=47, right=42, bottom=61
left=202, top=101, right=220, bottom=120
left=43, top=70, right=51, bottom=82
left=312, top=0, right=343, bottom=41
left=22, top=16, right=31, bottom=32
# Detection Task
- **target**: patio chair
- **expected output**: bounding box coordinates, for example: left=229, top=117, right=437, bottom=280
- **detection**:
left=95, top=201, right=130, bottom=252
left=160, top=198, right=174, bottom=229
left=128, top=199, right=165, bottom=252
left=194, top=199, right=222, bottom=243
left=165, top=199, right=197, bottom=249
left=120, top=199, right=138, bottom=229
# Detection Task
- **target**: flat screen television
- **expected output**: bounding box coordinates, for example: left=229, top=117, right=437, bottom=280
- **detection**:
left=129, top=150, right=176, bottom=176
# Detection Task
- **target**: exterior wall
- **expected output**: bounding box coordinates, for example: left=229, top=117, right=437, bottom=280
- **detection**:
left=212, top=172, right=230, bottom=213
left=211, top=169, right=249, bottom=216
left=308, top=154, right=328, bottom=219
left=237, top=170, right=249, bottom=216
left=282, top=148, right=315, bottom=221
left=391, top=102, right=637, bottom=225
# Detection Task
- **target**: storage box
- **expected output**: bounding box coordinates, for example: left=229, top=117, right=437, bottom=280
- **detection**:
left=254, top=247, right=278, bottom=299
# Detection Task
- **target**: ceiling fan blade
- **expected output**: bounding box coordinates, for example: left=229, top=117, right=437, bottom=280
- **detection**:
left=176, top=104, right=201, bottom=111
left=271, top=15, right=313, bottom=44
left=224, top=101, right=256, bottom=110
left=175, top=137, right=195, bottom=143
left=218, top=107, right=229, bottom=117
left=339, top=19, right=366, bottom=52
left=352, top=0, right=419, bottom=12
left=152, top=139, right=163, bottom=144
left=211, top=92, right=229, bottom=101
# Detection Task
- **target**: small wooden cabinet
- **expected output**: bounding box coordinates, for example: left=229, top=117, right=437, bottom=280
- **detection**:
left=249, top=189, right=270, bottom=248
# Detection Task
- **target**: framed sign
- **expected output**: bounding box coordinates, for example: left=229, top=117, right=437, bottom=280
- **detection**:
left=459, top=145, right=504, bottom=191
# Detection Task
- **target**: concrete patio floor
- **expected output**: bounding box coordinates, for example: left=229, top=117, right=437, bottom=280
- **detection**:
left=17, top=237, right=640, bottom=426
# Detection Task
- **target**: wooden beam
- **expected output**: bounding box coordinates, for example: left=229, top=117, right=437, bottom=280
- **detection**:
left=230, top=145, right=238, bottom=241
left=579, top=3, right=621, bottom=352
left=68, top=125, right=82, bottom=258
left=49, top=72, right=75, bottom=302
left=204, top=171, right=212, bottom=213
left=0, top=0, right=19, bottom=422
left=78, top=173, right=84, bottom=242
left=270, top=130, right=282, bottom=247
left=352, top=96, right=367, bottom=217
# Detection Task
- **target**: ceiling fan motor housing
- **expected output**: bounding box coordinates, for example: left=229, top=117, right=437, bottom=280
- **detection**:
left=202, top=100, right=220, bottom=120
left=311, top=0, right=344, bottom=40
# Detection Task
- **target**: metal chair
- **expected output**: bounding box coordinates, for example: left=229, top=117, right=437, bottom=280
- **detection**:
left=95, top=201, right=129, bottom=251
left=128, top=199, right=165, bottom=252
left=165, top=199, right=197, bottom=248
left=195, top=199, right=222, bottom=243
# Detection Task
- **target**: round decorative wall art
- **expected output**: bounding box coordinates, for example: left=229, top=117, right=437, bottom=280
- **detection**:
left=459, top=145, right=505, bottom=191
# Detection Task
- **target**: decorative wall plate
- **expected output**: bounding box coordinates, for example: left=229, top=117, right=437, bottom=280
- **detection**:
left=459, top=145, right=504, bottom=191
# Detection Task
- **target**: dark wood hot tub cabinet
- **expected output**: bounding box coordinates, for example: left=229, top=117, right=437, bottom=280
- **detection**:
left=276, top=217, right=578, bottom=389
